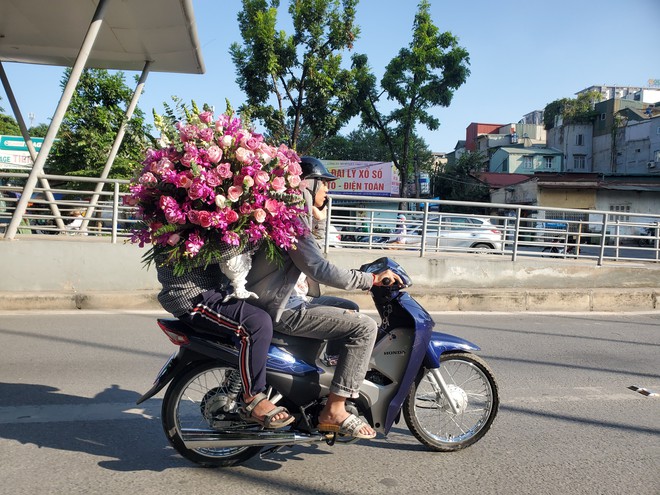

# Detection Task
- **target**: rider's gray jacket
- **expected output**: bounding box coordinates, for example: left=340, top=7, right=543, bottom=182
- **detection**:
left=246, top=231, right=374, bottom=322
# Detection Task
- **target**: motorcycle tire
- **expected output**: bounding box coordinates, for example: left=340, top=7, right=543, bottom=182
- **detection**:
left=161, top=362, right=262, bottom=467
left=403, top=352, right=499, bottom=452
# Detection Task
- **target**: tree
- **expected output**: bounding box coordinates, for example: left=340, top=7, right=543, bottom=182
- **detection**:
left=230, top=0, right=361, bottom=153
left=433, top=151, right=489, bottom=209
left=28, top=123, right=49, bottom=138
left=0, top=114, right=20, bottom=136
left=352, top=0, right=470, bottom=198
left=543, top=90, right=601, bottom=130
left=308, top=126, right=433, bottom=169
left=47, top=68, right=150, bottom=179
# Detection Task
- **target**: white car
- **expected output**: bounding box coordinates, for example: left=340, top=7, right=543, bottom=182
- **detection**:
left=406, top=215, right=504, bottom=252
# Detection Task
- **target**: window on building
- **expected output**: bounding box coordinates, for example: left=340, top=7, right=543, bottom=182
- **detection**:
left=655, top=150, right=660, bottom=162
left=543, top=156, right=554, bottom=169
left=609, top=204, right=630, bottom=222
left=600, top=113, right=606, bottom=121
left=523, top=156, right=533, bottom=169
left=573, top=155, right=586, bottom=170
left=575, top=134, right=584, bottom=146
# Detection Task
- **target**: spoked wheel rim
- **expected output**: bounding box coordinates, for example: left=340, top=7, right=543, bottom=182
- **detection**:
left=173, top=366, right=250, bottom=459
left=414, top=359, right=495, bottom=444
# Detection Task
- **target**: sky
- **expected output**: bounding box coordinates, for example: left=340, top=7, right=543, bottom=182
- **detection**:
left=1, top=0, right=660, bottom=154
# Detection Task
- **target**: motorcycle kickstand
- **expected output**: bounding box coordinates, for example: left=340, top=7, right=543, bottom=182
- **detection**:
left=260, top=445, right=290, bottom=459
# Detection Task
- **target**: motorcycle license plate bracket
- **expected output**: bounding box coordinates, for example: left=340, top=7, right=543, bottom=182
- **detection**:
left=135, top=351, right=180, bottom=405
left=154, top=351, right=179, bottom=384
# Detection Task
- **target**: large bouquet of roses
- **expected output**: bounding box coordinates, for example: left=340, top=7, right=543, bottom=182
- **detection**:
left=126, top=101, right=308, bottom=281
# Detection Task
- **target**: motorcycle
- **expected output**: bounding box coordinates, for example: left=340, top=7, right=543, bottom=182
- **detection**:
left=637, top=226, right=657, bottom=247
left=136, top=257, right=499, bottom=467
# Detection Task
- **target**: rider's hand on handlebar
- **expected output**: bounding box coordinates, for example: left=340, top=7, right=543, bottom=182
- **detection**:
left=372, top=269, right=404, bottom=287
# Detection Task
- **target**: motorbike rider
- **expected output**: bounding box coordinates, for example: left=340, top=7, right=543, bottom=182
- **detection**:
left=155, top=261, right=294, bottom=429
left=246, top=156, right=404, bottom=439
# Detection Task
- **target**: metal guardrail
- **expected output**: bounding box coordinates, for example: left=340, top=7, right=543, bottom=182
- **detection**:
left=321, top=195, right=660, bottom=265
left=1, top=172, right=659, bottom=265
left=0, top=172, right=134, bottom=243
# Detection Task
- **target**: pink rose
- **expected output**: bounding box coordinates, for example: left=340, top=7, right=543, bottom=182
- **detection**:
left=188, top=181, right=205, bottom=200
left=181, top=152, right=197, bottom=168
left=243, top=175, right=254, bottom=188
left=139, top=172, right=157, bottom=185
left=175, top=173, right=193, bottom=188
left=235, top=147, right=254, bottom=164
left=245, top=136, right=260, bottom=150
left=199, top=111, right=213, bottom=124
left=253, top=208, right=267, bottom=223
left=271, top=176, right=286, bottom=193
left=287, top=161, right=303, bottom=176
left=239, top=203, right=252, bottom=215
left=225, top=208, right=239, bottom=223
left=288, top=175, right=301, bottom=188
left=207, top=145, right=222, bottom=163
left=205, top=171, right=221, bottom=187
left=254, top=170, right=270, bottom=186
left=196, top=210, right=213, bottom=228
left=265, top=199, right=279, bottom=214
left=227, top=186, right=243, bottom=202
left=198, top=127, right=214, bottom=142
left=178, top=124, right=198, bottom=142
left=215, top=163, right=232, bottom=179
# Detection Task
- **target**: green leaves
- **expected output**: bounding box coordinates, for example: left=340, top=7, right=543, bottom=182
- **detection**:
left=352, top=0, right=470, bottom=197
left=230, top=0, right=361, bottom=152
left=46, top=68, right=150, bottom=180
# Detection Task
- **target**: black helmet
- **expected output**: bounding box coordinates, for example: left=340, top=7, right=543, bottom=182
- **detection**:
left=300, top=156, right=337, bottom=181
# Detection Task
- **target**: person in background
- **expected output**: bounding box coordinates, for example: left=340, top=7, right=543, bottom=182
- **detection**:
left=388, top=213, right=407, bottom=246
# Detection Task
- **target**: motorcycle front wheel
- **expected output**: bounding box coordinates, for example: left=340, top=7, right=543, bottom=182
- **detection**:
left=161, top=362, right=262, bottom=467
left=403, top=352, right=499, bottom=452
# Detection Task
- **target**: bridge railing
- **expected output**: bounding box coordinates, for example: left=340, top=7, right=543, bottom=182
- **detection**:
left=1, top=172, right=659, bottom=265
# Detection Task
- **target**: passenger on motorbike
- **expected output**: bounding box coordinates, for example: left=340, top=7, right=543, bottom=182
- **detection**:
left=155, top=262, right=294, bottom=429
left=247, top=157, right=403, bottom=439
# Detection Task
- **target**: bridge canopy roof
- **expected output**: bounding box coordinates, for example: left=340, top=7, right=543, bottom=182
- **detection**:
left=0, top=0, right=205, bottom=74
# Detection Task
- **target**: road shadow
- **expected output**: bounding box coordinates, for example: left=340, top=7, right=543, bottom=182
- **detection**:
left=0, top=382, right=187, bottom=472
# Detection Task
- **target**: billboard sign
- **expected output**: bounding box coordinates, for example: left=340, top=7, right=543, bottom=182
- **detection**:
left=0, top=135, right=45, bottom=170
left=322, top=160, right=400, bottom=197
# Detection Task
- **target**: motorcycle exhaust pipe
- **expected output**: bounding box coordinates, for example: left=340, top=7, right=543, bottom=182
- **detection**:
left=181, top=428, right=327, bottom=449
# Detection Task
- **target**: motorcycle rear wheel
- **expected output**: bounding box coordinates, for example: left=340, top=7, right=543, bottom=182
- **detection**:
left=403, top=352, right=499, bottom=452
left=162, top=362, right=262, bottom=467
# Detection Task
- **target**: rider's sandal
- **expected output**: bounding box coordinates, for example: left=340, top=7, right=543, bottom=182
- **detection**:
left=317, top=413, right=377, bottom=439
left=238, top=392, right=295, bottom=429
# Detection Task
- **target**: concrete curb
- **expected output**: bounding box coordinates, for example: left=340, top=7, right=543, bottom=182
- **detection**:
left=2, top=288, right=658, bottom=312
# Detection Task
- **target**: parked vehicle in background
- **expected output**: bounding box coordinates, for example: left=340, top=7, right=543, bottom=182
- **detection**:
left=638, top=226, right=658, bottom=247
left=406, top=215, right=504, bottom=252
left=327, top=224, right=341, bottom=247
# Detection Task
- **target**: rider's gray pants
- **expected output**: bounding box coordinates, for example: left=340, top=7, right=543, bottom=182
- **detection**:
left=275, top=305, right=378, bottom=398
